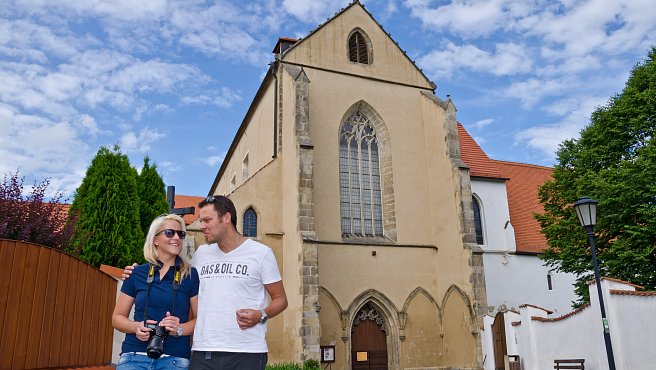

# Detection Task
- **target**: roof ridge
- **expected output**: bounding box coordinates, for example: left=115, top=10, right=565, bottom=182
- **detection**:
left=531, top=303, right=590, bottom=322
left=279, top=1, right=435, bottom=89
left=492, top=159, right=553, bottom=170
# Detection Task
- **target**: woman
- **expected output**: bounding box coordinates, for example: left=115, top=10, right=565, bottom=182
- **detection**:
left=112, top=214, right=199, bottom=369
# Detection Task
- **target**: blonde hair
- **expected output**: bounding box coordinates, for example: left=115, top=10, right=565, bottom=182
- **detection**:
left=143, top=214, right=192, bottom=279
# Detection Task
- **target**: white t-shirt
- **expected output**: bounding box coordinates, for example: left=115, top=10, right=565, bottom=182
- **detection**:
left=191, top=239, right=282, bottom=353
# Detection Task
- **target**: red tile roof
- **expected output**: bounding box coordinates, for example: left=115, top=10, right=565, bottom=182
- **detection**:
left=172, top=194, right=204, bottom=225
left=587, top=276, right=644, bottom=290
left=457, top=123, right=552, bottom=254
left=494, top=160, right=552, bottom=254
left=272, top=37, right=299, bottom=53
left=610, top=289, right=656, bottom=296
left=457, top=123, right=504, bottom=179
left=518, top=303, right=554, bottom=314
left=531, top=303, right=590, bottom=322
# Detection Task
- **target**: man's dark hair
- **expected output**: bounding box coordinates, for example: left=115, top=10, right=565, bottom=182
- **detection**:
left=199, top=195, right=237, bottom=228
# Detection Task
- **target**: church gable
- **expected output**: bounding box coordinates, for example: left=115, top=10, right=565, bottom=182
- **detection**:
left=280, top=2, right=434, bottom=90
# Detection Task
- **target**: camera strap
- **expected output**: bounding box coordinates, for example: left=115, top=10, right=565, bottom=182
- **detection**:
left=142, top=263, right=182, bottom=323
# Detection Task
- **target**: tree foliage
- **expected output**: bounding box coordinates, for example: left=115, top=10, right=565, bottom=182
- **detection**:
left=70, top=146, right=144, bottom=267
left=0, top=170, right=77, bottom=251
left=537, top=47, right=656, bottom=305
left=137, top=156, right=169, bottom=236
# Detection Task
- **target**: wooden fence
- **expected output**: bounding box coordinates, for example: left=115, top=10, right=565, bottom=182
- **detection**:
left=0, top=239, right=116, bottom=369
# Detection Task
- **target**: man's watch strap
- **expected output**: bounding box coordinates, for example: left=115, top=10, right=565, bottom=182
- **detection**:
left=259, top=309, right=268, bottom=324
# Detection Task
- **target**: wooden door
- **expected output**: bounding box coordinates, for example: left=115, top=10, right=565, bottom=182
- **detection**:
left=351, top=303, right=388, bottom=370
left=491, top=312, right=507, bottom=370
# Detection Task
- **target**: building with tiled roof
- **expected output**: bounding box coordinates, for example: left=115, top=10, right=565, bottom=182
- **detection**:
left=457, top=124, right=577, bottom=316
left=494, top=160, right=552, bottom=254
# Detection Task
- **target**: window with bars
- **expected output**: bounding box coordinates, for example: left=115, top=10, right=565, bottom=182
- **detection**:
left=339, top=111, right=383, bottom=237
left=243, top=207, right=257, bottom=237
left=473, top=197, right=484, bottom=244
left=348, top=31, right=370, bottom=64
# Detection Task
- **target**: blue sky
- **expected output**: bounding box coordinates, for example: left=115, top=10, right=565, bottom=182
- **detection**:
left=2, top=0, right=655, bottom=198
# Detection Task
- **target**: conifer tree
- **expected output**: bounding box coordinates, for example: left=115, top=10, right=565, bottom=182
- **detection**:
left=70, top=145, right=144, bottom=267
left=137, top=156, right=169, bottom=236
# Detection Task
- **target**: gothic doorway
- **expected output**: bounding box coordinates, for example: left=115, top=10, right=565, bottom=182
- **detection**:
left=351, top=302, right=388, bottom=370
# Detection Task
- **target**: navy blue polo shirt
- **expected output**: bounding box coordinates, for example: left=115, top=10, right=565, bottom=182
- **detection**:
left=120, top=257, right=199, bottom=359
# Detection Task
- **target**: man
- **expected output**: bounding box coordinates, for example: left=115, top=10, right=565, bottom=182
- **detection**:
left=124, top=195, right=287, bottom=370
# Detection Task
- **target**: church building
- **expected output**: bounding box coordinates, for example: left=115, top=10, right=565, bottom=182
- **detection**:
left=206, top=2, right=487, bottom=368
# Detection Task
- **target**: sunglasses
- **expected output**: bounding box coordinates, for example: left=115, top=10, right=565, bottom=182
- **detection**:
left=156, top=229, right=186, bottom=239
left=205, top=196, right=229, bottom=213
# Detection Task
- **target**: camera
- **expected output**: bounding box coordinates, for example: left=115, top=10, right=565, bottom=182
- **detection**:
left=145, top=321, right=168, bottom=359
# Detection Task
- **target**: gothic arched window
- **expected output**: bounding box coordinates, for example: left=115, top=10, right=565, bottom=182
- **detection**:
left=243, top=207, right=257, bottom=237
left=473, top=197, right=484, bottom=244
left=340, top=111, right=383, bottom=237
left=348, top=30, right=370, bottom=64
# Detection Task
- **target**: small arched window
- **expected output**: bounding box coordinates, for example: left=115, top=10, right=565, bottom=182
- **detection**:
left=243, top=207, right=257, bottom=237
left=473, top=197, right=484, bottom=245
left=348, top=30, right=370, bottom=64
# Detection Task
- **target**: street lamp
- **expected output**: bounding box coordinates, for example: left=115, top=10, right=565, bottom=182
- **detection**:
left=573, top=197, right=616, bottom=370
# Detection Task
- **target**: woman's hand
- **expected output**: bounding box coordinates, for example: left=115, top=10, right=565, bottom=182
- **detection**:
left=160, top=311, right=183, bottom=336
left=136, top=320, right=157, bottom=341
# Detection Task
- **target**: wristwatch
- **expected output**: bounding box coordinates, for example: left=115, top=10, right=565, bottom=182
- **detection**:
left=176, top=326, right=183, bottom=336
left=259, top=309, right=268, bottom=324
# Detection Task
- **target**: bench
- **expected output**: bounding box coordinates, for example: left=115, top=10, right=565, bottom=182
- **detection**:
left=554, top=359, right=585, bottom=369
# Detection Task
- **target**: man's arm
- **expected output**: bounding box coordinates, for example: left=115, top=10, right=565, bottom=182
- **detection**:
left=121, top=263, right=138, bottom=280
left=236, top=280, right=288, bottom=329
left=262, top=280, right=288, bottom=319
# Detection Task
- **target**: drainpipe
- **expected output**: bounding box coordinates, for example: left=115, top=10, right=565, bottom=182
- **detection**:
left=270, top=60, right=279, bottom=158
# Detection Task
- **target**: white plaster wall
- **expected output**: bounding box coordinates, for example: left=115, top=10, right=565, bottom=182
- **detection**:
left=503, top=311, right=521, bottom=357
left=499, top=280, right=656, bottom=370
left=112, top=278, right=126, bottom=364
left=610, top=294, right=656, bottom=369
left=483, top=253, right=578, bottom=314
left=481, top=315, right=495, bottom=370
left=528, top=307, right=604, bottom=369
left=471, top=180, right=514, bottom=252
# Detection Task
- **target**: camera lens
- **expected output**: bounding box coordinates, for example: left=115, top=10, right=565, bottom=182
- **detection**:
left=146, top=323, right=168, bottom=359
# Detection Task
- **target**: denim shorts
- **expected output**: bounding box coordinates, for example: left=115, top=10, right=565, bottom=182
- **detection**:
left=117, top=352, right=191, bottom=370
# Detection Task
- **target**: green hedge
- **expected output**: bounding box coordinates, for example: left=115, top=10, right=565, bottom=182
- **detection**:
left=266, top=359, right=320, bottom=370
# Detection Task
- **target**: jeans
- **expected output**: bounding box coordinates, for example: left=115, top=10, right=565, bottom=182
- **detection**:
left=117, top=352, right=191, bottom=370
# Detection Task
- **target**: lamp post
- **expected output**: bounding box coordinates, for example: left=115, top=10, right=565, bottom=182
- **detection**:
left=573, top=197, right=616, bottom=370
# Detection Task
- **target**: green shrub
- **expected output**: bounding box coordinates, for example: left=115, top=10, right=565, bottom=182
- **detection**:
left=303, top=359, right=320, bottom=370
left=266, top=359, right=320, bottom=370
left=265, top=363, right=301, bottom=370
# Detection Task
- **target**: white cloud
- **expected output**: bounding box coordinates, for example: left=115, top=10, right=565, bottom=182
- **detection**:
left=182, top=87, right=242, bottom=109
left=0, top=104, right=91, bottom=195
left=474, top=118, right=494, bottom=129
left=379, top=0, right=399, bottom=21
left=282, top=0, right=350, bottom=24
left=418, top=41, right=532, bottom=78
left=473, top=135, right=487, bottom=145
left=204, top=154, right=225, bottom=167
left=119, top=127, right=166, bottom=153
left=405, top=0, right=519, bottom=38
left=0, top=19, right=88, bottom=61
left=514, top=95, right=605, bottom=158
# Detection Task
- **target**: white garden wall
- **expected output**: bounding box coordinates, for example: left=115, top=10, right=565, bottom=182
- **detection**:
left=481, top=278, right=656, bottom=370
